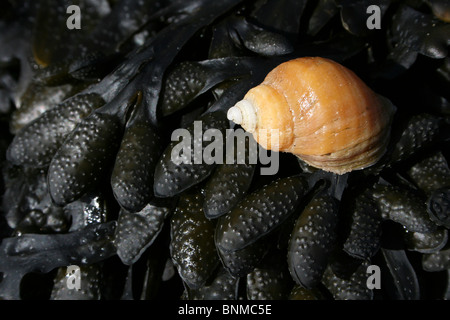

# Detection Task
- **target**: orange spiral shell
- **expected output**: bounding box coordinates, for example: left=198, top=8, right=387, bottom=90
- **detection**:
left=227, top=57, right=396, bottom=174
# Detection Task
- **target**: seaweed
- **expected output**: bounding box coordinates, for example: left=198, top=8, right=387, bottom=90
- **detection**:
left=0, top=0, right=449, bottom=301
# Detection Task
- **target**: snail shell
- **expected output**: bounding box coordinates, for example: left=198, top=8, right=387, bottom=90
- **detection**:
left=227, top=57, right=396, bottom=174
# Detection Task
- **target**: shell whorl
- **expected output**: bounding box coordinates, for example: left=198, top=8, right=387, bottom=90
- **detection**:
left=227, top=57, right=396, bottom=174
left=227, top=99, right=257, bottom=133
